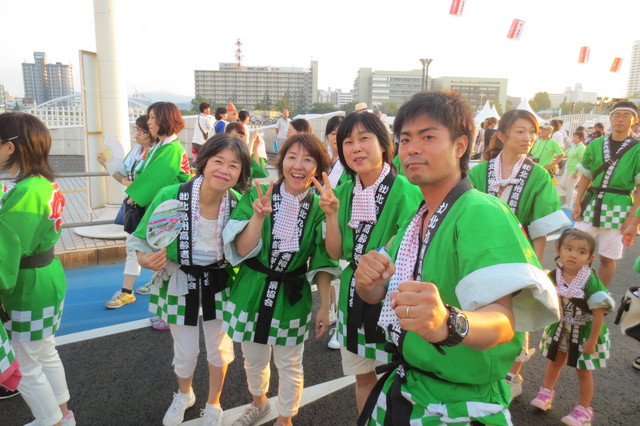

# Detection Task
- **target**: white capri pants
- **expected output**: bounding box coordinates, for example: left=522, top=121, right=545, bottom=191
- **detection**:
left=13, top=336, right=70, bottom=425
left=124, top=235, right=141, bottom=276
left=170, top=318, right=234, bottom=378
left=241, top=341, right=304, bottom=418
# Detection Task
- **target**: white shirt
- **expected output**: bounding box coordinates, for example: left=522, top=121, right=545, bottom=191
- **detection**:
left=275, top=117, right=290, bottom=141
left=192, top=113, right=214, bottom=144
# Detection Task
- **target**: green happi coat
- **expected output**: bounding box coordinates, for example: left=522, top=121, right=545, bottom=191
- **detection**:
left=334, top=174, right=421, bottom=362
left=367, top=189, right=559, bottom=426
left=250, top=157, right=269, bottom=179
left=222, top=184, right=340, bottom=346
left=576, top=136, right=640, bottom=229
left=540, top=270, right=614, bottom=370
left=468, top=159, right=570, bottom=240
left=129, top=183, right=239, bottom=325
left=0, top=177, right=66, bottom=343
left=125, top=138, right=191, bottom=208
left=0, top=220, right=19, bottom=383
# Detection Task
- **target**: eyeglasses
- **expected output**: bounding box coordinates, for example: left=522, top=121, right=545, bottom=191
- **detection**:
left=611, top=113, right=635, bottom=120
left=134, top=127, right=148, bottom=134
left=0, top=136, right=18, bottom=143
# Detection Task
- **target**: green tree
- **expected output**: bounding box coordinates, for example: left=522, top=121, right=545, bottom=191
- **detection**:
left=531, top=92, right=551, bottom=112
left=190, top=95, right=207, bottom=113
left=528, top=99, right=539, bottom=112
left=505, top=99, right=514, bottom=111
left=492, top=98, right=503, bottom=115
left=310, top=102, right=338, bottom=114
left=274, top=96, right=291, bottom=113
left=380, top=101, right=398, bottom=116
left=255, top=92, right=272, bottom=111
left=292, top=91, right=307, bottom=115
left=340, top=100, right=359, bottom=114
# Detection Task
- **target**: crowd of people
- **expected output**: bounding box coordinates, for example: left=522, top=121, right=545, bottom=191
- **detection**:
left=0, top=92, right=639, bottom=426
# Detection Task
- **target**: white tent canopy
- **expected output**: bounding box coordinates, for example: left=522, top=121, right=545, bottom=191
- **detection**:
left=474, top=101, right=499, bottom=124
left=515, top=98, right=545, bottom=124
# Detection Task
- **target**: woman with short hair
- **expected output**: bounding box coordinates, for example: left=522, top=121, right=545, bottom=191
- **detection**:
left=130, top=134, right=252, bottom=426
left=223, top=134, right=339, bottom=426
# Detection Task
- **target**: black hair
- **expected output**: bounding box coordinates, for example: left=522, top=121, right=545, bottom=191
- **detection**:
left=214, top=107, right=228, bottom=121
left=199, top=102, right=211, bottom=113
left=290, top=118, right=312, bottom=134
left=484, top=109, right=539, bottom=161
left=336, top=112, right=396, bottom=177
left=393, top=91, right=474, bottom=173
left=238, top=110, right=250, bottom=123
left=556, top=228, right=596, bottom=257
left=194, top=134, right=251, bottom=192
left=324, top=115, right=344, bottom=139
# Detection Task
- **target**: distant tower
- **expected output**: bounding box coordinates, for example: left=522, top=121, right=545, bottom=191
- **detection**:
left=627, top=40, right=640, bottom=97
left=235, top=39, right=243, bottom=70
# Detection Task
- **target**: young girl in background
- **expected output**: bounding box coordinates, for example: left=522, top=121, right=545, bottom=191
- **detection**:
left=530, top=228, right=614, bottom=426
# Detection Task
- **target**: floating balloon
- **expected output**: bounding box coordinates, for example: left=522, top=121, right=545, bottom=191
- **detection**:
left=507, top=19, right=525, bottom=40
left=449, top=0, right=465, bottom=16
left=610, top=57, right=623, bottom=72
left=578, top=46, right=590, bottom=64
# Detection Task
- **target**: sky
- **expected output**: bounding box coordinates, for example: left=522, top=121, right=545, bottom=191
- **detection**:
left=2, top=0, right=638, bottom=103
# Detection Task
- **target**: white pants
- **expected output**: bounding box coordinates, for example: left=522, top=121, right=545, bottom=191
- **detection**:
left=170, top=318, right=234, bottom=378
left=558, top=172, right=579, bottom=207
left=241, top=341, right=304, bottom=418
left=123, top=237, right=141, bottom=276
left=13, top=336, right=70, bottom=425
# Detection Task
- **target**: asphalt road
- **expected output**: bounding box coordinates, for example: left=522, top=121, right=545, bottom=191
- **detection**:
left=3, top=238, right=640, bottom=425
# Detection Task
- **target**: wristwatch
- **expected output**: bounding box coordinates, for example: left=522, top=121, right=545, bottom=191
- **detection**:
left=435, top=304, right=469, bottom=348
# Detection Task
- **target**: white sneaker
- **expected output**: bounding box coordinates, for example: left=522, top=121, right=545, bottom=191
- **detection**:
left=505, top=373, right=523, bottom=400
left=328, top=327, right=340, bottom=350
left=231, top=402, right=271, bottom=426
left=328, top=306, right=337, bottom=325
left=201, top=405, right=223, bottom=426
left=163, top=391, right=196, bottom=426
left=61, top=410, right=76, bottom=426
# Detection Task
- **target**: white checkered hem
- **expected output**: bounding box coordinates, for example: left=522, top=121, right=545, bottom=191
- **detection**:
left=528, top=210, right=571, bottom=240
left=583, top=203, right=631, bottom=229
left=337, top=307, right=389, bottom=362
left=6, top=304, right=62, bottom=342
left=224, top=301, right=311, bottom=346
left=0, top=339, right=14, bottom=371
left=587, top=291, right=615, bottom=313
left=457, top=263, right=560, bottom=332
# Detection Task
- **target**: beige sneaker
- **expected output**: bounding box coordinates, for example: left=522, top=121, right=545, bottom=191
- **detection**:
left=105, top=291, right=136, bottom=309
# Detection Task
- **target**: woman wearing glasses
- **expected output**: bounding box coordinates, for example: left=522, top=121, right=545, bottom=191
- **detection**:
left=97, top=115, right=157, bottom=306
left=104, top=102, right=191, bottom=317
left=0, top=112, right=76, bottom=425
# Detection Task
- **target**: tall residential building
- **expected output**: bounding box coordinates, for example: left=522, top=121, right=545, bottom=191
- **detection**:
left=432, top=76, right=508, bottom=113
left=627, top=40, right=640, bottom=97
left=194, top=61, right=318, bottom=111
left=353, top=68, right=423, bottom=108
left=22, top=52, right=74, bottom=105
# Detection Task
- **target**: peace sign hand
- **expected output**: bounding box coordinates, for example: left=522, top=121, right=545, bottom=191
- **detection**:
left=311, top=172, right=339, bottom=217
left=252, top=180, right=274, bottom=218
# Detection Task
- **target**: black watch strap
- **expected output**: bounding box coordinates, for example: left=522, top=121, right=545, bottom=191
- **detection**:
left=432, top=304, right=469, bottom=354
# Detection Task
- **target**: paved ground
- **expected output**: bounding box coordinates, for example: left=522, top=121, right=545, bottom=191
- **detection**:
left=3, top=238, right=640, bottom=425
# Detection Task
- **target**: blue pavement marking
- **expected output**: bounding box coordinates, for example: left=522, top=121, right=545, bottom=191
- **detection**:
left=57, top=263, right=154, bottom=336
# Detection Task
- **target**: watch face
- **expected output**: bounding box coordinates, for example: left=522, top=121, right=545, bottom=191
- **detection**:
left=454, top=313, right=469, bottom=336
